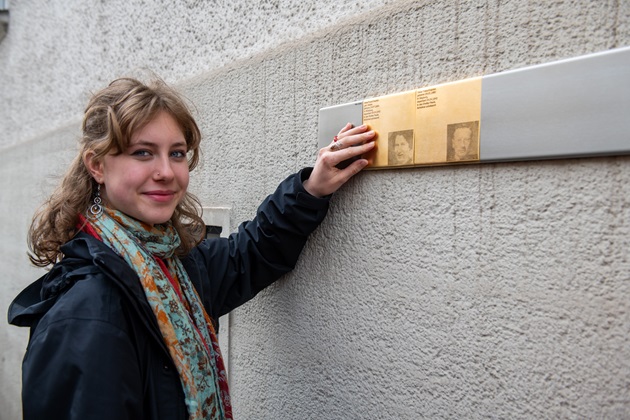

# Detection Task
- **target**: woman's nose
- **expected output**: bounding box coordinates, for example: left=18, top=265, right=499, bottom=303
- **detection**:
left=154, top=158, right=174, bottom=180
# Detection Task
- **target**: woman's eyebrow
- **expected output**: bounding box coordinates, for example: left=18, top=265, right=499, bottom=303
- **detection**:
left=130, top=140, right=187, bottom=148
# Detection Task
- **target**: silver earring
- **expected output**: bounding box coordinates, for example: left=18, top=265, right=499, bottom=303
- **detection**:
left=89, top=184, right=103, bottom=217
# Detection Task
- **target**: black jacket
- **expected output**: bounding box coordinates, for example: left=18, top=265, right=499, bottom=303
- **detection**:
left=8, top=170, right=329, bottom=420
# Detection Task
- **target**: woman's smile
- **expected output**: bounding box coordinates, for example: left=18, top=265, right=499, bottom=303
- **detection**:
left=143, top=190, right=178, bottom=202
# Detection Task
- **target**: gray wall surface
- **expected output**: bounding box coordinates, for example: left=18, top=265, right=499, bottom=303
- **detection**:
left=1, top=1, right=629, bottom=419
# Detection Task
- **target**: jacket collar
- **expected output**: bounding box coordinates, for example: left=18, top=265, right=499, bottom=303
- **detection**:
left=8, top=233, right=153, bottom=330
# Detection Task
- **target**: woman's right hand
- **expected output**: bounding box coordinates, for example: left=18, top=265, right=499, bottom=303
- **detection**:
left=303, top=123, right=376, bottom=198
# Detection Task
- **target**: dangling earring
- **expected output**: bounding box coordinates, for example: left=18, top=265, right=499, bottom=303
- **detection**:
left=89, top=184, right=103, bottom=217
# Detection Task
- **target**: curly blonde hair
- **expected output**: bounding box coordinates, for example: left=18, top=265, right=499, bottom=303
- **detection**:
left=29, top=77, right=205, bottom=267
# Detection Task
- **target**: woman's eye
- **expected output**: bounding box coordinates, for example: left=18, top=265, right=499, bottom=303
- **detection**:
left=171, top=150, right=186, bottom=158
left=131, top=150, right=151, bottom=157
left=131, top=149, right=151, bottom=156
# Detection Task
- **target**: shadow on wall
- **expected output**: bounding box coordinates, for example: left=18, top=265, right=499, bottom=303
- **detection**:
left=0, top=1, right=8, bottom=42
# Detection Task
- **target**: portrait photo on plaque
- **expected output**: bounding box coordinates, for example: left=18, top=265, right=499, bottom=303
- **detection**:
left=387, top=129, right=414, bottom=166
left=446, top=120, right=479, bottom=162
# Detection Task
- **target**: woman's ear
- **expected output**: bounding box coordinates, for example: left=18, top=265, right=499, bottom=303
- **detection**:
left=83, top=151, right=104, bottom=184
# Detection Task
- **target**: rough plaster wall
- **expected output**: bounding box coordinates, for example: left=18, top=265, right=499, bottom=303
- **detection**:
left=0, top=0, right=395, bottom=149
left=0, top=1, right=392, bottom=417
left=182, top=0, right=630, bottom=418
left=1, top=0, right=629, bottom=419
left=0, top=128, right=81, bottom=419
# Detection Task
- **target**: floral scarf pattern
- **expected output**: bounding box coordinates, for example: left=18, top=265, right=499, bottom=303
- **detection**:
left=84, top=209, right=232, bottom=419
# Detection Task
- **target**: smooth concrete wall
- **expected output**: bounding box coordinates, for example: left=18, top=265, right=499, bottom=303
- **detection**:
left=2, top=1, right=630, bottom=419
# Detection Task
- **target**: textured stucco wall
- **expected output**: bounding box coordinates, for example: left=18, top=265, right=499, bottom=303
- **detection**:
left=2, top=1, right=630, bottom=419
left=0, top=0, right=395, bottom=149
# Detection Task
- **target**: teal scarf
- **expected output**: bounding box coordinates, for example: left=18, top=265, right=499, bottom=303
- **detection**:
left=86, top=209, right=232, bottom=419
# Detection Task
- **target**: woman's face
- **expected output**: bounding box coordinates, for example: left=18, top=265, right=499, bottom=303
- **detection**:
left=90, top=111, right=190, bottom=226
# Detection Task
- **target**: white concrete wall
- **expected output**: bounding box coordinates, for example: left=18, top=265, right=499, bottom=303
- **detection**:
left=2, top=1, right=629, bottom=419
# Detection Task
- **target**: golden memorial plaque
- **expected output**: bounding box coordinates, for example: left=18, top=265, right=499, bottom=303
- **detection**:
left=361, top=77, right=482, bottom=169
left=415, top=77, right=481, bottom=165
left=363, top=91, right=416, bottom=168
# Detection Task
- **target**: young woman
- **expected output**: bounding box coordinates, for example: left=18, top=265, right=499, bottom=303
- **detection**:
left=8, top=77, right=375, bottom=420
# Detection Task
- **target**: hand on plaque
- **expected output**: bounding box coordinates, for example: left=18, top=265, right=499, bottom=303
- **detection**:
left=303, top=123, right=376, bottom=198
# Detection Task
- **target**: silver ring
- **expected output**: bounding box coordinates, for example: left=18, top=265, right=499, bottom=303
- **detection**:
left=331, top=141, right=342, bottom=151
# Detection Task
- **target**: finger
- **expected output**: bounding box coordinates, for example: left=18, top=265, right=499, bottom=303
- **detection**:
left=335, top=158, right=369, bottom=184
left=334, top=130, right=376, bottom=150
left=337, top=122, right=354, bottom=135
left=329, top=124, right=356, bottom=148
left=329, top=139, right=375, bottom=166
left=340, top=124, right=370, bottom=137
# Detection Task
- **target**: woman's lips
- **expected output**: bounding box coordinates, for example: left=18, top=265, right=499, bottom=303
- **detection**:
left=143, top=191, right=176, bottom=202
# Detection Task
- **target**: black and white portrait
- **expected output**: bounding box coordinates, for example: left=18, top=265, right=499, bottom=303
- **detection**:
left=388, top=129, right=414, bottom=166
left=446, top=121, right=479, bottom=162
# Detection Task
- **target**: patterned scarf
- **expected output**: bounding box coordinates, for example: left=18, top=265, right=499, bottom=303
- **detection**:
left=83, top=209, right=232, bottom=419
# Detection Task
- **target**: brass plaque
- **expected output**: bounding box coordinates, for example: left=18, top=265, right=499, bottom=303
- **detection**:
left=361, top=77, right=482, bottom=169
left=415, top=77, right=481, bottom=165
left=363, top=91, right=416, bottom=168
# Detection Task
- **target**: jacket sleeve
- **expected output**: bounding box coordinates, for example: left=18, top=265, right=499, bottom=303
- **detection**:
left=183, top=168, right=330, bottom=320
left=21, top=288, right=143, bottom=419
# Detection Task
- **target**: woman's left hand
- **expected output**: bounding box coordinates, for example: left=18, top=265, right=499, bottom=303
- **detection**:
left=303, top=123, right=376, bottom=198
